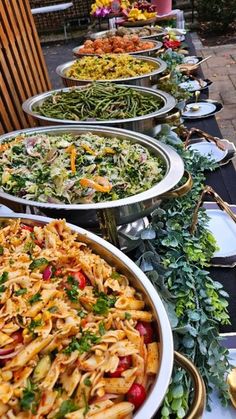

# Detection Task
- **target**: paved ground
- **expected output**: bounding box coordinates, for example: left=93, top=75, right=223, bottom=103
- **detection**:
left=192, top=33, right=236, bottom=144
left=43, top=34, right=236, bottom=144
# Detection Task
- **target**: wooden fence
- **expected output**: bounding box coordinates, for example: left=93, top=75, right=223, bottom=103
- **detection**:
left=0, top=0, right=51, bottom=134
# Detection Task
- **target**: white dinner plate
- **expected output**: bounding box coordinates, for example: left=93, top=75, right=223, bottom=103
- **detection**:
left=179, top=79, right=207, bottom=92
left=188, top=142, right=227, bottom=163
left=183, top=102, right=217, bottom=117
left=203, top=349, right=236, bottom=418
left=205, top=209, right=236, bottom=258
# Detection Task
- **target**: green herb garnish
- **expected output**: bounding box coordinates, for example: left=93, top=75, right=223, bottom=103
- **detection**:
left=84, top=377, right=92, bottom=387
left=78, top=310, right=86, bottom=318
left=0, top=245, right=4, bottom=255
left=28, top=292, right=42, bottom=305
left=28, top=319, right=43, bottom=333
left=55, top=399, right=78, bottom=419
left=29, top=258, right=49, bottom=271
left=125, top=312, right=131, bottom=320
left=20, top=380, right=39, bottom=413
left=98, top=322, right=106, bottom=336
left=24, top=241, right=35, bottom=254
left=0, top=285, right=6, bottom=293
left=66, top=285, right=79, bottom=302
left=63, top=331, right=100, bottom=355
left=15, top=288, right=27, bottom=296
left=48, top=306, right=58, bottom=313
left=93, top=292, right=116, bottom=315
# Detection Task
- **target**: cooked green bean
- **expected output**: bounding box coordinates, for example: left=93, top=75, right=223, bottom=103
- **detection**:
left=35, top=83, right=163, bottom=121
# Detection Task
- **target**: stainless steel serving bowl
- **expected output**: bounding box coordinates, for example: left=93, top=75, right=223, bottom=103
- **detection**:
left=0, top=213, right=174, bottom=419
left=0, top=125, right=184, bottom=227
left=89, top=28, right=165, bottom=40
left=22, top=85, right=176, bottom=135
left=56, top=56, right=167, bottom=88
left=73, top=39, right=163, bottom=58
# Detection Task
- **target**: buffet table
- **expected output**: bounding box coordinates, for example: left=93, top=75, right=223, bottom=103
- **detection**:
left=183, top=33, right=236, bottom=333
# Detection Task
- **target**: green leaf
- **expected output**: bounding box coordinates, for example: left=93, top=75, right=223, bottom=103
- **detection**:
left=55, top=399, right=78, bottom=419
left=29, top=258, right=49, bottom=271
left=15, top=288, right=27, bottom=296
left=0, top=245, right=4, bottom=255
left=28, top=292, right=42, bottom=305
left=172, top=384, right=184, bottom=399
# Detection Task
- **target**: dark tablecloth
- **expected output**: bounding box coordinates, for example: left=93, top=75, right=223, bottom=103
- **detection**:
left=186, top=33, right=236, bottom=332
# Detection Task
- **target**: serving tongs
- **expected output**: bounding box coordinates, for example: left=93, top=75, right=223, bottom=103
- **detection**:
left=190, top=185, right=236, bottom=235
left=184, top=127, right=226, bottom=151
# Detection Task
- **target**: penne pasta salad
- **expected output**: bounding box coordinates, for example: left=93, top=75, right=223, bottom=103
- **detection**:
left=0, top=219, right=160, bottom=418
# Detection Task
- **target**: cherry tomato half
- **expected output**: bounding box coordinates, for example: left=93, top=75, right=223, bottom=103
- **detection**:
left=108, top=355, right=132, bottom=378
left=70, top=271, right=87, bottom=290
left=135, top=322, right=153, bottom=344
left=127, top=383, right=146, bottom=409
left=21, top=224, right=34, bottom=232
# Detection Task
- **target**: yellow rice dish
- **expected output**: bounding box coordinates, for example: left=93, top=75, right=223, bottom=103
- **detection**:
left=66, top=54, right=157, bottom=80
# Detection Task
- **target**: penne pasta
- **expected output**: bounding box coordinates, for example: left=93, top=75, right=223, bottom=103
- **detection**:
left=147, top=342, right=160, bottom=375
left=0, top=219, right=159, bottom=418
left=89, top=401, right=134, bottom=419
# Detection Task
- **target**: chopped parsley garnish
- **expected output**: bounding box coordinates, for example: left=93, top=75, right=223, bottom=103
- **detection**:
left=20, top=380, right=39, bottom=413
left=23, top=241, right=35, bottom=254
left=15, top=288, right=27, bottom=296
left=93, top=292, right=116, bottom=315
left=98, top=322, right=106, bottom=336
left=0, top=285, right=6, bottom=293
left=65, top=275, right=79, bottom=302
left=55, top=399, right=78, bottom=419
left=0, top=271, right=8, bottom=283
left=63, top=331, right=100, bottom=355
left=28, top=319, right=43, bottom=333
left=0, top=245, right=4, bottom=255
left=29, top=258, right=49, bottom=271
left=125, top=312, right=132, bottom=320
left=84, top=377, right=92, bottom=387
left=0, top=272, right=8, bottom=293
left=28, top=292, right=42, bottom=305
left=78, top=310, right=86, bottom=318
left=66, top=285, right=79, bottom=302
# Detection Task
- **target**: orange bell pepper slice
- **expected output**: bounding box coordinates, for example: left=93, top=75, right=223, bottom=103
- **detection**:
left=80, top=176, right=112, bottom=193
left=66, top=145, right=77, bottom=174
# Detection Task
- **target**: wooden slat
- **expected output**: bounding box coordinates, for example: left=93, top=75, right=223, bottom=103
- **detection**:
left=0, top=0, right=51, bottom=133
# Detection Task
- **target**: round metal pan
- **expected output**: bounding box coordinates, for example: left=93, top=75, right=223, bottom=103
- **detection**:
left=73, top=39, right=163, bottom=58
left=0, top=213, right=173, bottom=419
left=89, top=28, right=165, bottom=40
left=56, top=56, right=167, bottom=88
left=22, top=85, right=176, bottom=134
left=0, top=125, right=184, bottom=227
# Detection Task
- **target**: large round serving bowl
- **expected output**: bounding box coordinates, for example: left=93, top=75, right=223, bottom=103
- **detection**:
left=0, top=213, right=173, bottom=419
left=89, top=27, right=165, bottom=40
left=56, top=56, right=167, bottom=88
left=73, top=39, right=163, bottom=58
left=22, top=85, right=176, bottom=135
left=0, top=125, right=184, bottom=228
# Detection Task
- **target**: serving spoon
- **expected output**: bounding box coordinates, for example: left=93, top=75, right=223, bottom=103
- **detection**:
left=189, top=91, right=200, bottom=112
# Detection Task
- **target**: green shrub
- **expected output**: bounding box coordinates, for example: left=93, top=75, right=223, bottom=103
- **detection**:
left=196, top=0, right=236, bottom=31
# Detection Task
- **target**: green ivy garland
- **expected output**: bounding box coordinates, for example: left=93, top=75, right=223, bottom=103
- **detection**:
left=134, top=126, right=231, bottom=418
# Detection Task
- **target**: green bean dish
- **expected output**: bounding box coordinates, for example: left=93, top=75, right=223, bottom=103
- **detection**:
left=34, top=83, right=163, bottom=121
left=0, top=132, right=164, bottom=204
